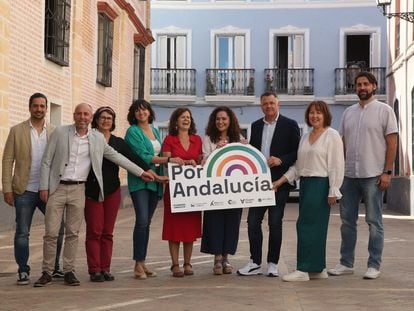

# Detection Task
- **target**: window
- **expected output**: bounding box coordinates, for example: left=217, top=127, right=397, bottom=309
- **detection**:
left=215, top=35, right=245, bottom=69
left=44, top=0, right=71, bottom=66
left=133, top=44, right=146, bottom=100
left=157, top=35, right=187, bottom=69
left=97, top=13, right=114, bottom=87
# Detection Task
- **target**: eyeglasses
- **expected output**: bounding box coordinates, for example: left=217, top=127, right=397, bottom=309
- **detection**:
left=99, top=116, right=113, bottom=122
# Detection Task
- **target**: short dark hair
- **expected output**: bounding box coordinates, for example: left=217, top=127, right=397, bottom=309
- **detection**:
left=205, top=106, right=241, bottom=143
left=127, top=99, right=155, bottom=125
left=29, top=93, right=47, bottom=108
left=92, top=106, right=116, bottom=131
left=355, top=71, right=378, bottom=87
left=260, top=91, right=278, bottom=101
left=305, top=100, right=332, bottom=127
left=168, top=108, right=197, bottom=135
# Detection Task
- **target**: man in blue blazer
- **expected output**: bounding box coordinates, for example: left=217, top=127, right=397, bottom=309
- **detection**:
left=33, top=103, right=153, bottom=287
left=238, top=91, right=300, bottom=277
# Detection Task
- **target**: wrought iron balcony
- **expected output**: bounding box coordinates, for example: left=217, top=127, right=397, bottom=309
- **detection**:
left=264, top=68, right=314, bottom=95
left=151, top=68, right=196, bottom=95
left=334, top=67, right=386, bottom=95
left=205, top=69, right=255, bottom=96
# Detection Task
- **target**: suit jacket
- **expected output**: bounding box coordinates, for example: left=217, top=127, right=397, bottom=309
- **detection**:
left=40, top=124, right=145, bottom=201
left=2, top=119, right=54, bottom=194
left=250, top=115, right=300, bottom=190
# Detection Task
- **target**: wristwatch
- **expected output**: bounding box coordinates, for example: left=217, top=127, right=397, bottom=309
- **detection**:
left=383, top=170, right=392, bottom=175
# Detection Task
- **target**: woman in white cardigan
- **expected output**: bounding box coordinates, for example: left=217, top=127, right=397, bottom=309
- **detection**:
left=273, top=100, right=344, bottom=282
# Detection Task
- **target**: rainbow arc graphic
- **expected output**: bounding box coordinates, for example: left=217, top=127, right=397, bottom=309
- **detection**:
left=205, top=144, right=268, bottom=177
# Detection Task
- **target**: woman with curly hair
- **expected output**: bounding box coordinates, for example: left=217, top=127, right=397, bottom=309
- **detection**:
left=201, top=106, right=246, bottom=275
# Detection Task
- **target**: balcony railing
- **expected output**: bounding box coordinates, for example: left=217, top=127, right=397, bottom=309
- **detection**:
left=205, top=69, right=255, bottom=95
left=264, top=68, right=314, bottom=95
left=334, top=67, right=386, bottom=95
left=151, top=68, right=196, bottom=95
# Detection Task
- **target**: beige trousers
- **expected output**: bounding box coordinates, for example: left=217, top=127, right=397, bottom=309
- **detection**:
left=42, top=184, right=85, bottom=273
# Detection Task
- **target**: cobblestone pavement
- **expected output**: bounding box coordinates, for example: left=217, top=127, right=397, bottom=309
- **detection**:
left=0, top=203, right=413, bottom=311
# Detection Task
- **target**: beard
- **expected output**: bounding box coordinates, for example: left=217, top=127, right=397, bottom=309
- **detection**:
left=357, top=90, right=374, bottom=100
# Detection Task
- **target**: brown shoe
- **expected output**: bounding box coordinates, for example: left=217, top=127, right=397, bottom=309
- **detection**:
left=33, top=271, right=52, bottom=287
left=183, top=263, right=194, bottom=276
left=134, top=262, right=147, bottom=280
left=171, top=264, right=184, bottom=278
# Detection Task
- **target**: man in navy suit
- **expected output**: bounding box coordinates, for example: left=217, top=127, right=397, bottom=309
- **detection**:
left=237, top=91, right=300, bottom=277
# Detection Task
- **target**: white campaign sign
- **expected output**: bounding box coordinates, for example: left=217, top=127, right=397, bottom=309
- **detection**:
left=168, top=143, right=276, bottom=213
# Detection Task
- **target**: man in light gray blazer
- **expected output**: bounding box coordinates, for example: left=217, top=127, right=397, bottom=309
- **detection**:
left=33, top=103, right=153, bottom=287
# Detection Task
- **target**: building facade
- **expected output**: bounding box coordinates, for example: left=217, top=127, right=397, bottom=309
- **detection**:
left=0, top=0, right=154, bottom=231
left=150, top=0, right=388, bottom=140
left=384, top=0, right=414, bottom=215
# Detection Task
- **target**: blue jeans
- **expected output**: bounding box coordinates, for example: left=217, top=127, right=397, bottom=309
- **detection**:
left=247, top=189, right=289, bottom=265
left=14, top=191, right=64, bottom=273
left=339, top=177, right=384, bottom=270
left=131, top=189, right=158, bottom=261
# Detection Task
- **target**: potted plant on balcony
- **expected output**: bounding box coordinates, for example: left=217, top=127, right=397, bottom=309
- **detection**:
left=265, top=74, right=274, bottom=92
left=246, top=77, right=255, bottom=95
left=206, top=73, right=216, bottom=95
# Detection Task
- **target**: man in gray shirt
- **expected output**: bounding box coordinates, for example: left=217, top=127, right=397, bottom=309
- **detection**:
left=328, top=72, right=398, bottom=279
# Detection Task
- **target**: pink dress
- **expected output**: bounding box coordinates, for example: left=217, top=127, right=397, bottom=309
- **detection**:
left=162, top=134, right=202, bottom=242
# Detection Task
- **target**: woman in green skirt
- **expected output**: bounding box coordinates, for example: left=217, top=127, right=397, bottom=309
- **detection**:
left=273, top=101, right=344, bottom=282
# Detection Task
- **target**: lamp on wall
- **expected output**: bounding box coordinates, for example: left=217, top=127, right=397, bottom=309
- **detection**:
left=376, top=0, right=414, bottom=23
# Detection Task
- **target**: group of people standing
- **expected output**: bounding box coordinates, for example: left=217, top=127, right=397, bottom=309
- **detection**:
left=2, top=71, right=397, bottom=287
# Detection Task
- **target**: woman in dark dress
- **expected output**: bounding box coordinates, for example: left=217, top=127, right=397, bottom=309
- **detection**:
left=201, top=106, right=245, bottom=275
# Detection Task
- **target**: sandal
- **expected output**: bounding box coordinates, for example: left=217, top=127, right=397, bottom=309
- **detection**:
left=143, top=264, right=157, bottom=277
left=183, top=263, right=194, bottom=276
left=213, top=260, right=223, bottom=275
left=222, top=260, right=233, bottom=274
left=170, top=264, right=184, bottom=278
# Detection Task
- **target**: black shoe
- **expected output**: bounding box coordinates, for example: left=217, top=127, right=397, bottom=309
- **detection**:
left=90, top=272, right=105, bottom=282
left=33, top=272, right=52, bottom=287
left=64, top=271, right=80, bottom=286
left=17, top=272, right=30, bottom=285
left=52, top=269, right=64, bottom=279
left=102, top=271, right=115, bottom=281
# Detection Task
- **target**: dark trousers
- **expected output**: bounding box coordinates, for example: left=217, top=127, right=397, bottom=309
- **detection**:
left=85, top=188, right=121, bottom=274
left=247, top=189, right=289, bottom=265
left=200, top=208, right=242, bottom=255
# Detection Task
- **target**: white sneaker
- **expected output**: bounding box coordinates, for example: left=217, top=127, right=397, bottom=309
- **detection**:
left=267, top=263, right=279, bottom=277
left=282, top=270, right=310, bottom=282
left=328, top=264, right=354, bottom=276
left=309, top=269, right=329, bottom=279
left=363, top=267, right=380, bottom=279
left=237, top=261, right=262, bottom=276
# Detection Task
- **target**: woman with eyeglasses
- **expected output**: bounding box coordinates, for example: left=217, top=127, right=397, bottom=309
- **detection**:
left=84, top=106, right=159, bottom=283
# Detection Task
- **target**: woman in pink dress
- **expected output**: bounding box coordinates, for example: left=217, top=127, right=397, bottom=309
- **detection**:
left=162, top=108, right=202, bottom=277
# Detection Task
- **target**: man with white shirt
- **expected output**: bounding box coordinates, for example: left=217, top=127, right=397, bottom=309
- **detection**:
left=33, top=103, right=154, bottom=287
left=328, top=72, right=398, bottom=279
left=2, top=93, right=64, bottom=285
